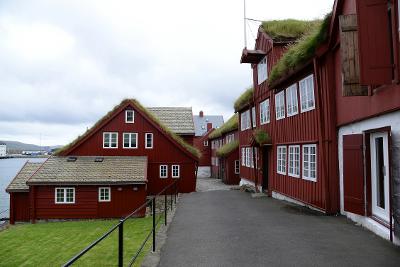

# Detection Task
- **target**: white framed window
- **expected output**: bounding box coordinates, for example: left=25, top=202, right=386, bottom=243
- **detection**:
left=123, top=133, right=138, bottom=148
left=288, top=145, right=300, bottom=178
left=203, top=140, right=208, bottom=146
left=245, top=147, right=249, bottom=167
left=275, top=91, right=285, bottom=120
left=98, top=187, right=111, bottom=202
left=260, top=99, right=270, bottom=125
left=160, top=165, right=168, bottom=178
left=286, top=84, right=299, bottom=117
left=103, top=132, right=118, bottom=148
left=257, top=56, right=268, bottom=84
left=277, top=146, right=287, bottom=175
left=145, top=133, right=153, bottom=149
left=125, top=110, right=134, bottom=123
left=172, top=165, right=180, bottom=178
left=241, top=148, right=245, bottom=166
left=55, top=188, right=75, bottom=204
left=235, top=160, right=240, bottom=174
left=240, top=110, right=251, bottom=131
left=299, top=74, right=315, bottom=112
left=303, top=144, right=317, bottom=182
left=251, top=107, right=256, bottom=127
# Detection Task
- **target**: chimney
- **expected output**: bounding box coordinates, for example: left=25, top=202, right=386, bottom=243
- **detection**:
left=199, top=111, right=204, bottom=117
left=207, top=123, right=212, bottom=131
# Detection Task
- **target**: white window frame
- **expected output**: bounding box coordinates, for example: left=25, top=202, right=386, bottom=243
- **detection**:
left=288, top=145, right=300, bottom=178
left=125, top=110, right=135, bottom=123
left=55, top=188, right=75, bottom=204
left=286, top=84, right=299, bottom=117
left=241, top=148, right=245, bottom=166
left=145, top=133, right=153, bottom=149
left=98, top=187, right=111, bottom=202
left=260, top=99, right=270, bottom=125
left=172, top=165, right=180, bottom=178
left=235, top=160, right=240, bottom=174
left=299, top=74, right=316, bottom=113
left=123, top=133, right=138, bottom=149
left=277, top=146, right=287, bottom=175
left=275, top=91, right=285, bottom=120
left=160, top=165, right=168, bottom=178
left=203, top=140, right=208, bottom=146
left=251, top=106, right=256, bottom=127
left=103, top=132, right=118, bottom=149
left=257, top=56, right=268, bottom=84
left=240, top=110, right=251, bottom=131
left=302, top=144, right=317, bottom=182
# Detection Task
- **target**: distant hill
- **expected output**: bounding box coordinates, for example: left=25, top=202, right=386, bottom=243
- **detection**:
left=0, top=140, right=62, bottom=154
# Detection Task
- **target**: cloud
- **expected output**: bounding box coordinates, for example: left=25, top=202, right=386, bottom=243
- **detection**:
left=0, top=0, right=334, bottom=145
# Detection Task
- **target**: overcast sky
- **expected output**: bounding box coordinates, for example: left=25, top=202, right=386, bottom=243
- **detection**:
left=0, top=0, right=333, bottom=146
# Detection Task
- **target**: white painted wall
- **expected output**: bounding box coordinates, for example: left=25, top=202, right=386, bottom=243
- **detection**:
left=0, top=145, right=6, bottom=157
left=338, top=110, right=400, bottom=243
left=197, top=166, right=211, bottom=178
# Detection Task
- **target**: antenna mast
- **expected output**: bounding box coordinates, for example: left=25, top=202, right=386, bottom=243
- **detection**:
left=244, top=0, right=247, bottom=48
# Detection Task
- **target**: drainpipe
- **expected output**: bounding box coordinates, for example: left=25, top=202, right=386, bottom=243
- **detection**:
left=249, top=102, right=259, bottom=193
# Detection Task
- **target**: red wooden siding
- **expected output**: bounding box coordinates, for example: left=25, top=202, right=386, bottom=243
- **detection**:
left=222, top=150, right=240, bottom=185
left=194, top=133, right=212, bottom=166
left=10, top=192, right=30, bottom=223
left=67, top=103, right=197, bottom=195
left=343, top=134, right=365, bottom=215
left=31, top=185, right=146, bottom=220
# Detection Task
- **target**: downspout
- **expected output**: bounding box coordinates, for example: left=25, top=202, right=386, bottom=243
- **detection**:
left=249, top=103, right=259, bottom=193
left=313, top=57, right=330, bottom=213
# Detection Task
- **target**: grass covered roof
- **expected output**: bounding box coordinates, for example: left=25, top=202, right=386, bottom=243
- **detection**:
left=261, top=19, right=322, bottom=42
left=234, top=87, right=253, bottom=112
left=55, top=99, right=201, bottom=159
left=208, top=114, right=238, bottom=139
left=216, top=140, right=239, bottom=158
left=268, top=13, right=332, bottom=85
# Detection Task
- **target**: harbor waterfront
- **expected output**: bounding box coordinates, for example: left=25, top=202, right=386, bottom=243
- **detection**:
left=0, top=158, right=46, bottom=219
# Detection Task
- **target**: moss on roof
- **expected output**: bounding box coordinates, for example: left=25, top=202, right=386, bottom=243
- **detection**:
left=216, top=140, right=239, bottom=158
left=234, top=88, right=254, bottom=112
left=55, top=99, right=201, bottom=159
left=254, top=129, right=271, bottom=145
left=268, top=13, right=332, bottom=85
left=208, top=114, right=238, bottom=139
left=261, top=19, right=321, bottom=41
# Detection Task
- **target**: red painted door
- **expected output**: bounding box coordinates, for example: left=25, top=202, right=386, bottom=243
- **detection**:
left=343, top=134, right=365, bottom=215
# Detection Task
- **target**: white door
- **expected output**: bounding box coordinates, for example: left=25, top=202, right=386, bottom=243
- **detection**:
left=370, top=132, right=390, bottom=222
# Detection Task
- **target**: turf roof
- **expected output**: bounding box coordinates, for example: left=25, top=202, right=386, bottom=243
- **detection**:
left=208, top=114, right=238, bottom=139
left=268, top=13, right=332, bottom=85
left=55, top=99, right=201, bottom=159
left=233, top=88, right=254, bottom=112
left=254, top=129, right=271, bottom=145
left=261, top=19, right=321, bottom=42
left=216, top=140, right=239, bottom=158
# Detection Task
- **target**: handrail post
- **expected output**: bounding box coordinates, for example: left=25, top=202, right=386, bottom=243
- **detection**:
left=118, top=220, right=124, bottom=267
left=164, top=193, right=167, bottom=226
left=152, top=197, right=156, bottom=252
left=170, top=189, right=173, bottom=211
left=174, top=182, right=177, bottom=204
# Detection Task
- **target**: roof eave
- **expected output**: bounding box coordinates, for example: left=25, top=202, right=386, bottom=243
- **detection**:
left=240, top=48, right=266, bottom=64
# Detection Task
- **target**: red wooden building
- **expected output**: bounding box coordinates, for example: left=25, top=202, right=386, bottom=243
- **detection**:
left=239, top=0, right=400, bottom=243
left=193, top=111, right=224, bottom=177
left=209, top=115, right=240, bottom=185
left=6, top=99, right=200, bottom=223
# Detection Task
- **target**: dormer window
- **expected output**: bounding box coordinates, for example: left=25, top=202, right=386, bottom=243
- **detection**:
left=125, top=110, right=134, bottom=123
left=257, top=56, right=268, bottom=85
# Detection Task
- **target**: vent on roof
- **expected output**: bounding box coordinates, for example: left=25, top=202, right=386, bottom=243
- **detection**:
left=67, top=157, right=77, bottom=162
left=94, top=157, right=104, bottom=162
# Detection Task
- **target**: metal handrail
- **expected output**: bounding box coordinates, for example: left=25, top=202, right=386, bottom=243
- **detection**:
left=63, top=181, right=178, bottom=267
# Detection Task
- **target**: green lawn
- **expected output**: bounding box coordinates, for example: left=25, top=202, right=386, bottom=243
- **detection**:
left=0, top=216, right=162, bottom=267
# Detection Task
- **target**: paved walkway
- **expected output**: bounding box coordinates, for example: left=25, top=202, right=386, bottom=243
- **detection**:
left=158, top=181, right=400, bottom=267
left=196, top=177, right=233, bottom=192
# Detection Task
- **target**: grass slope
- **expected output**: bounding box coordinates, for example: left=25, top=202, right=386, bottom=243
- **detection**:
left=261, top=19, right=321, bottom=41
left=208, top=114, right=238, bottom=139
left=233, top=88, right=253, bottom=112
left=0, top=217, right=161, bottom=267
